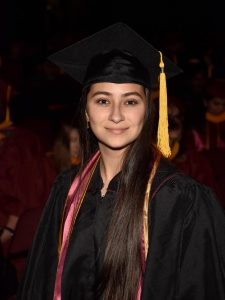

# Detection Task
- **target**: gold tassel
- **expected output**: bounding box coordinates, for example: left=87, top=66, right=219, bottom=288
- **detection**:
left=168, top=142, right=180, bottom=160
left=143, top=151, right=161, bottom=258
left=157, top=51, right=171, bottom=157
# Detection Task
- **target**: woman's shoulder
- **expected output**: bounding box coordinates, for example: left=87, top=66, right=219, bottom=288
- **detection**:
left=151, top=159, right=225, bottom=237
left=52, top=165, right=80, bottom=189
left=155, top=156, right=214, bottom=191
left=46, top=165, right=80, bottom=207
left=153, top=157, right=223, bottom=213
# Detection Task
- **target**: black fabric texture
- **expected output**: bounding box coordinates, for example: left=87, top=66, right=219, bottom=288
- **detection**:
left=17, top=160, right=225, bottom=300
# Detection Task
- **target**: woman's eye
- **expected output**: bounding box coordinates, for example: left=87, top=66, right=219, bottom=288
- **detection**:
left=96, top=98, right=109, bottom=105
left=125, top=99, right=139, bottom=105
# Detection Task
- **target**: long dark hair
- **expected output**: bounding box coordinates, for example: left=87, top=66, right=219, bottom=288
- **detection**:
left=77, top=85, right=156, bottom=300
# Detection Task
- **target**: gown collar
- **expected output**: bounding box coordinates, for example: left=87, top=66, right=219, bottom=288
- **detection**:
left=87, top=162, right=121, bottom=194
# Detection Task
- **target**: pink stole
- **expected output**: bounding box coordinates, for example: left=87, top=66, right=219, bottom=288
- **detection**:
left=53, top=149, right=159, bottom=300
left=53, top=151, right=100, bottom=300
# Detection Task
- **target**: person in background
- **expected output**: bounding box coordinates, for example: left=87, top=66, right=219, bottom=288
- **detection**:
left=167, top=96, right=216, bottom=193
left=191, top=78, right=225, bottom=151
left=18, top=23, right=225, bottom=300
left=51, top=120, right=81, bottom=173
left=0, top=83, right=17, bottom=251
left=189, top=78, right=225, bottom=208
left=0, top=84, right=55, bottom=261
left=64, top=123, right=81, bottom=166
left=175, top=62, right=208, bottom=131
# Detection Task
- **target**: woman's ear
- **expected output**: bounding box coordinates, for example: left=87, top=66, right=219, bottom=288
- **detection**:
left=85, top=111, right=90, bottom=129
left=85, top=110, right=89, bottom=122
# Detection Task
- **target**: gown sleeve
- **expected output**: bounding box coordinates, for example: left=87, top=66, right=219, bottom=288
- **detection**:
left=176, top=183, right=225, bottom=300
left=141, top=174, right=225, bottom=300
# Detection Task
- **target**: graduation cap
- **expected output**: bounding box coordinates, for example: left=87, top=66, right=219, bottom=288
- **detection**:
left=48, top=22, right=182, bottom=157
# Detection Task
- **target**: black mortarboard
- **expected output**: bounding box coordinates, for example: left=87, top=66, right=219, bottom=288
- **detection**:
left=48, top=22, right=182, bottom=89
left=48, top=22, right=183, bottom=157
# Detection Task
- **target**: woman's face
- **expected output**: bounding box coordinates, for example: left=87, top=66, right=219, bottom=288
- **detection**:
left=206, top=97, right=225, bottom=115
left=69, top=128, right=80, bottom=158
left=86, top=82, right=147, bottom=151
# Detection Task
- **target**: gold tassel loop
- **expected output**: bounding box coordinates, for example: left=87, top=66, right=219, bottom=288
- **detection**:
left=157, top=51, right=171, bottom=157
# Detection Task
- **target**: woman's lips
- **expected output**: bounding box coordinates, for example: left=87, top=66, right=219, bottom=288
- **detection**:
left=106, top=128, right=128, bottom=134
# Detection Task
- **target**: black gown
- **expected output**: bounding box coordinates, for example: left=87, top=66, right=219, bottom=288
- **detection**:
left=17, top=159, right=225, bottom=300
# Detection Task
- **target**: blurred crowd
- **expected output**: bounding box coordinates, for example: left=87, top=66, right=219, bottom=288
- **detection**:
left=0, top=28, right=224, bottom=299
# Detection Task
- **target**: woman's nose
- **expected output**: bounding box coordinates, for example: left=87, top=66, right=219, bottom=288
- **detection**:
left=108, top=103, right=124, bottom=123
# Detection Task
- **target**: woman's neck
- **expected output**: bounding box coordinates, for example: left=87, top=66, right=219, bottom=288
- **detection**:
left=99, top=145, right=126, bottom=188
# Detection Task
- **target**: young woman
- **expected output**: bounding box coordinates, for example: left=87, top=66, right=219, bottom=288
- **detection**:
left=18, top=23, right=225, bottom=300
left=189, top=78, right=225, bottom=208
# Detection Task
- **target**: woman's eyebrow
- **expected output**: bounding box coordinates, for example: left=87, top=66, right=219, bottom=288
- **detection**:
left=122, top=91, right=144, bottom=98
left=90, top=91, right=144, bottom=98
left=91, top=91, right=112, bottom=97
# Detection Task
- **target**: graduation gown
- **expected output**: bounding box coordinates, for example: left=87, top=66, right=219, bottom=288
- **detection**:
left=187, top=128, right=225, bottom=209
left=171, top=148, right=216, bottom=194
left=0, top=126, right=56, bottom=225
left=17, top=159, right=225, bottom=300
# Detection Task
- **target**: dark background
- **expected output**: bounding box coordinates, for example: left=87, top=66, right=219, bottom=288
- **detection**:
left=1, top=0, right=224, bottom=48
left=0, top=0, right=225, bottom=112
